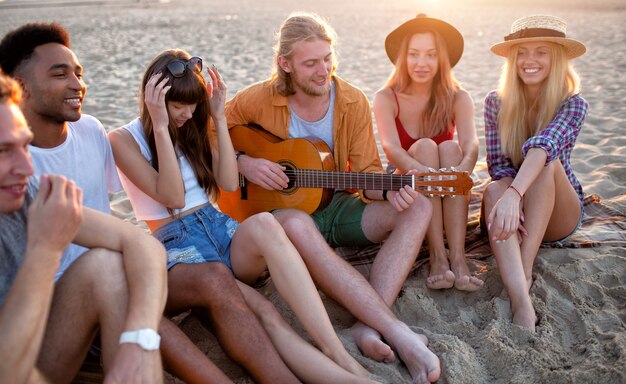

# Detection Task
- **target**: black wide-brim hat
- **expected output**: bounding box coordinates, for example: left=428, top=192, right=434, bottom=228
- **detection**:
left=384, top=13, right=464, bottom=67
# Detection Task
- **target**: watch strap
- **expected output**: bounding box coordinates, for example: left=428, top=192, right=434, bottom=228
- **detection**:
left=119, top=328, right=160, bottom=351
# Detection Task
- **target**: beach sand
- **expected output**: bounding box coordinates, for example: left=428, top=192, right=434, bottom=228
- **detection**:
left=1, top=0, right=624, bottom=383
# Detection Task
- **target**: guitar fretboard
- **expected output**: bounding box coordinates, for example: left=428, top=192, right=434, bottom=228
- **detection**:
left=283, top=169, right=414, bottom=190
left=237, top=169, right=468, bottom=196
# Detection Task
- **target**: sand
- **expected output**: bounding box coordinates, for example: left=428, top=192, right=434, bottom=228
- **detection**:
left=1, top=0, right=624, bottom=383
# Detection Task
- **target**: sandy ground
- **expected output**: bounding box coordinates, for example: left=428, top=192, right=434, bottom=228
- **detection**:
left=1, top=0, right=624, bottom=383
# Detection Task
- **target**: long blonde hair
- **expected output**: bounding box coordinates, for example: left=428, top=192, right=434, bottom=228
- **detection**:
left=385, top=30, right=460, bottom=138
left=497, top=42, right=580, bottom=167
left=271, top=12, right=337, bottom=96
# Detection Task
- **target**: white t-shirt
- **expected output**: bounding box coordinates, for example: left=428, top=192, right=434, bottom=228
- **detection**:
left=29, top=114, right=122, bottom=280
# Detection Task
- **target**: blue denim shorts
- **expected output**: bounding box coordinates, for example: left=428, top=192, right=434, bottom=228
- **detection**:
left=542, top=203, right=584, bottom=247
left=152, top=205, right=239, bottom=270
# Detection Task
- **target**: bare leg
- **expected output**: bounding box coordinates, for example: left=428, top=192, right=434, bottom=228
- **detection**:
left=407, top=139, right=455, bottom=290
left=160, top=317, right=233, bottom=384
left=483, top=161, right=580, bottom=330
left=275, top=210, right=440, bottom=383
left=166, top=262, right=299, bottom=384
left=230, top=213, right=368, bottom=377
left=236, top=282, right=378, bottom=384
left=438, top=141, right=482, bottom=291
left=37, top=249, right=130, bottom=382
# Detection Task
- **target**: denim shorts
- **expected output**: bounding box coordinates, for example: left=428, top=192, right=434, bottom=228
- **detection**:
left=152, top=205, right=239, bottom=270
left=542, top=203, right=584, bottom=247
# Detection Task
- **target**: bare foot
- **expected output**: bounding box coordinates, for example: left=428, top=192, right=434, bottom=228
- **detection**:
left=454, top=275, right=484, bottom=292
left=426, top=270, right=455, bottom=290
left=512, top=305, right=537, bottom=332
left=450, top=257, right=483, bottom=292
left=386, top=324, right=440, bottom=383
left=351, top=322, right=395, bottom=363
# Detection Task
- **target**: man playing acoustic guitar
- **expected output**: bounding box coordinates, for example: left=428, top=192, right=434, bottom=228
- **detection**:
left=225, top=12, right=441, bottom=384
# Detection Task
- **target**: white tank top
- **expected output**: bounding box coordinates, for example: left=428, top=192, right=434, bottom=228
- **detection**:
left=115, top=118, right=210, bottom=221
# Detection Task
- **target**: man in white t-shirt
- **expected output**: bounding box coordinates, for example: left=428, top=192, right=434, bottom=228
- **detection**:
left=0, top=23, right=122, bottom=278
left=29, top=114, right=122, bottom=278
left=0, top=61, right=167, bottom=382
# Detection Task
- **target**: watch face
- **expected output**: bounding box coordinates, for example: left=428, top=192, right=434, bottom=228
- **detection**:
left=138, top=329, right=160, bottom=350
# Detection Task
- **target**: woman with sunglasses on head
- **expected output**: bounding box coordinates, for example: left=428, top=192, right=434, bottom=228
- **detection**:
left=109, top=50, right=374, bottom=383
left=483, top=15, right=588, bottom=331
left=373, top=14, right=482, bottom=292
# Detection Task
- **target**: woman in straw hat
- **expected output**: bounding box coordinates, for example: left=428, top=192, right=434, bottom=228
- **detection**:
left=482, top=15, right=588, bottom=330
left=374, top=14, right=482, bottom=292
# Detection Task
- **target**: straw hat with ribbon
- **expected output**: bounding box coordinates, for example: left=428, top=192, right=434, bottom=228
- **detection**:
left=491, top=15, right=586, bottom=59
left=384, top=13, right=464, bottom=68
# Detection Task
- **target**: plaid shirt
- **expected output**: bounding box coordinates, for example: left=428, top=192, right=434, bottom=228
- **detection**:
left=484, top=90, right=588, bottom=204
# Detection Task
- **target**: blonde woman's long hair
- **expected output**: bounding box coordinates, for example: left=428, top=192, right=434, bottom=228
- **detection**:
left=385, top=30, right=460, bottom=138
left=271, top=12, right=338, bottom=96
left=497, top=42, right=580, bottom=167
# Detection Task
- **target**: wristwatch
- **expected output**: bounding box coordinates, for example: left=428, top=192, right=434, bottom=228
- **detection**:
left=119, top=328, right=161, bottom=351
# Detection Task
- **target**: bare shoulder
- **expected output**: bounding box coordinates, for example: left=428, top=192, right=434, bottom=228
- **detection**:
left=454, top=88, right=474, bottom=105
left=108, top=126, right=132, bottom=143
left=373, top=87, right=395, bottom=107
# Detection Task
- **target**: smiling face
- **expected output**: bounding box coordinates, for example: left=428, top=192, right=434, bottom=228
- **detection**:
left=280, top=38, right=333, bottom=96
left=406, top=32, right=439, bottom=85
left=0, top=102, right=34, bottom=213
left=20, top=43, right=87, bottom=124
left=167, top=101, right=197, bottom=128
left=516, top=42, right=552, bottom=92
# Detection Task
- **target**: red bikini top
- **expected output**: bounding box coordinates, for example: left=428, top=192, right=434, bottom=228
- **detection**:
left=392, top=89, right=454, bottom=151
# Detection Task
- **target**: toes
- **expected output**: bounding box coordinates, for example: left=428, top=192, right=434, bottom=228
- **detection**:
left=454, top=275, right=484, bottom=292
left=426, top=270, right=455, bottom=289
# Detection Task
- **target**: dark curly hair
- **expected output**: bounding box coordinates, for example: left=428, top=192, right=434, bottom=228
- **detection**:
left=0, top=22, right=70, bottom=76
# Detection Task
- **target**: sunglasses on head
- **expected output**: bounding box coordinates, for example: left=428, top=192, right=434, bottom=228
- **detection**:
left=166, top=56, right=203, bottom=78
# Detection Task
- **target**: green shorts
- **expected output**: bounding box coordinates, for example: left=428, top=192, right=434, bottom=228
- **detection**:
left=310, top=191, right=374, bottom=248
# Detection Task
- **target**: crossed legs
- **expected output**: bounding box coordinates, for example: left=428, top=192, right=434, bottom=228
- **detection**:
left=275, top=205, right=441, bottom=384
left=482, top=160, right=581, bottom=330
left=165, top=261, right=299, bottom=384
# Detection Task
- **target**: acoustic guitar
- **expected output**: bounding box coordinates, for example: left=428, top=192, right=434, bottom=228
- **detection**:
left=218, top=125, right=473, bottom=222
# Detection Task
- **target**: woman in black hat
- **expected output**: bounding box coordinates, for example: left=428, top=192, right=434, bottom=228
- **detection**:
left=482, top=15, right=587, bottom=331
left=374, top=14, right=482, bottom=292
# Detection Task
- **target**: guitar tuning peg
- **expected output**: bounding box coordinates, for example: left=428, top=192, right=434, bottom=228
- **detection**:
left=428, top=194, right=435, bottom=198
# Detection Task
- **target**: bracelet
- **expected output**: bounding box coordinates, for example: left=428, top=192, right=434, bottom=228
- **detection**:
left=508, top=185, right=523, bottom=200
left=382, top=190, right=388, bottom=201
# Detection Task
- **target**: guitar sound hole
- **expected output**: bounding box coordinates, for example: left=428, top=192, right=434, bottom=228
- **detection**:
left=278, top=160, right=297, bottom=194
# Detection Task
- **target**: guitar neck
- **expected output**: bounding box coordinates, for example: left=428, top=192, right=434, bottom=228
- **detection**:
left=282, top=169, right=414, bottom=190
